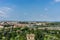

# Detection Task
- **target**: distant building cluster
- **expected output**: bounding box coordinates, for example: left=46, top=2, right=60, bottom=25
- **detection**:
left=0, top=21, right=47, bottom=28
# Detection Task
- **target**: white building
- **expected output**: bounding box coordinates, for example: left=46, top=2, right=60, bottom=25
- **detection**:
left=0, top=25, right=4, bottom=28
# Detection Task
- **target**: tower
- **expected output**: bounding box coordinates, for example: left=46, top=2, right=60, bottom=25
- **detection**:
left=26, top=34, right=35, bottom=40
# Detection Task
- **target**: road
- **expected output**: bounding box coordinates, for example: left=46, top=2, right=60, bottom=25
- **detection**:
left=38, top=27, right=60, bottom=30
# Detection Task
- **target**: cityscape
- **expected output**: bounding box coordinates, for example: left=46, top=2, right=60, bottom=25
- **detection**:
left=0, top=21, right=60, bottom=40
left=0, top=0, right=60, bottom=40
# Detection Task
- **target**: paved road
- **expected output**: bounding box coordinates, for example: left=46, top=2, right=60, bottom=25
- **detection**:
left=38, top=27, right=60, bottom=30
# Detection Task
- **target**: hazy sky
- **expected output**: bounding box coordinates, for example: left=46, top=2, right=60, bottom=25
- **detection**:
left=0, top=0, right=60, bottom=21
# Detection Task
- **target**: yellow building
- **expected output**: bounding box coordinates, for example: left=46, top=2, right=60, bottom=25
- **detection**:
left=26, top=34, right=35, bottom=40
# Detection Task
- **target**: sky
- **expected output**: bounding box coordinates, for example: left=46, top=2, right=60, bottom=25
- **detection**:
left=0, top=0, right=60, bottom=21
